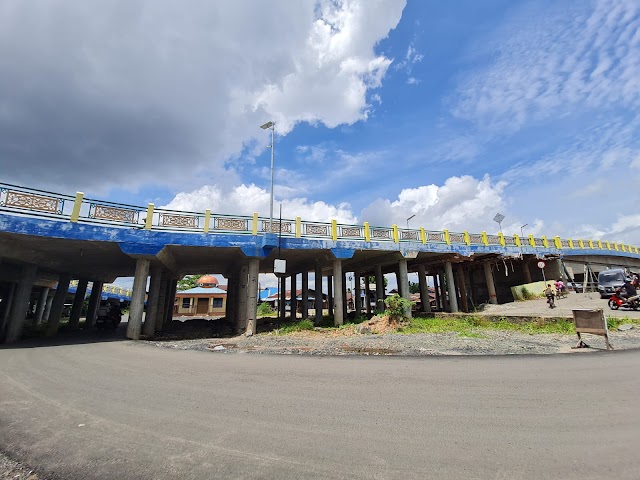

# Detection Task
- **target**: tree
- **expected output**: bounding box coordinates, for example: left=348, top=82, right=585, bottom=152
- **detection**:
left=409, top=281, right=420, bottom=294
left=367, top=275, right=388, bottom=288
left=177, top=274, right=200, bottom=291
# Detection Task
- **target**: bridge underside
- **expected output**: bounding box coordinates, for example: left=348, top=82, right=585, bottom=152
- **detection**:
left=1, top=213, right=639, bottom=344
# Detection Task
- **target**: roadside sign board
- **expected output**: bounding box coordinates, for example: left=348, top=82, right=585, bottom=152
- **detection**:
left=537, top=261, right=546, bottom=269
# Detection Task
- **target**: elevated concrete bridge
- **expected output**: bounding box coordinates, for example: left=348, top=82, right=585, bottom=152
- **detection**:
left=1, top=182, right=639, bottom=343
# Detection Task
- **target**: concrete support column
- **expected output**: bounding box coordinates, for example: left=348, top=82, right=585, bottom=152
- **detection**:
left=154, top=276, right=167, bottom=332
left=46, top=274, right=71, bottom=336
left=42, top=291, right=54, bottom=323
left=68, top=278, right=89, bottom=330
left=161, top=278, right=177, bottom=330
left=4, top=264, right=37, bottom=343
left=375, top=264, right=385, bottom=312
left=126, top=258, right=150, bottom=340
left=315, top=265, right=323, bottom=325
left=33, top=287, right=50, bottom=326
left=0, top=283, right=16, bottom=337
left=237, top=264, right=249, bottom=332
left=245, top=258, right=260, bottom=336
left=333, top=259, right=344, bottom=326
left=484, top=262, right=498, bottom=305
left=523, top=262, right=532, bottom=284
left=456, top=266, right=469, bottom=313
left=354, top=270, right=362, bottom=316
left=342, top=271, right=348, bottom=320
left=444, top=261, right=459, bottom=313
left=279, top=276, right=286, bottom=321
left=290, top=274, right=297, bottom=319
left=433, top=274, right=441, bottom=310
left=418, top=264, right=431, bottom=314
left=301, top=271, right=309, bottom=320
left=143, top=267, right=163, bottom=337
left=327, top=275, right=333, bottom=318
left=365, top=276, right=371, bottom=315
left=85, top=281, right=103, bottom=328
left=398, top=258, right=411, bottom=318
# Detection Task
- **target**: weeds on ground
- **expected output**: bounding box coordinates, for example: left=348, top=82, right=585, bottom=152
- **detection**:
left=276, top=319, right=315, bottom=334
left=398, top=315, right=578, bottom=335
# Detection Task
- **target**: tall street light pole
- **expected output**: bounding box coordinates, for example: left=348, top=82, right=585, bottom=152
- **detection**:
left=406, top=214, right=416, bottom=229
left=260, top=121, right=275, bottom=231
left=520, top=223, right=528, bottom=239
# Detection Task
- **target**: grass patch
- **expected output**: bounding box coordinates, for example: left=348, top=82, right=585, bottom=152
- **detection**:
left=398, top=315, right=580, bottom=335
left=276, top=319, right=315, bottom=335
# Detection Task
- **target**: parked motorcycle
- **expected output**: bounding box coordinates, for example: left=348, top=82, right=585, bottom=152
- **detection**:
left=95, top=302, right=122, bottom=329
left=608, top=290, right=640, bottom=311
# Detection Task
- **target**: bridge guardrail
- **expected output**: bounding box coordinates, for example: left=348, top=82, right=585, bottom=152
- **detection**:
left=0, top=182, right=638, bottom=254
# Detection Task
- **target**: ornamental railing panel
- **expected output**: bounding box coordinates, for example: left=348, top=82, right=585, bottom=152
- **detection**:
left=216, top=217, right=249, bottom=232
left=486, top=235, right=501, bottom=245
left=449, top=232, right=465, bottom=244
left=159, top=213, right=198, bottom=229
left=303, top=223, right=330, bottom=237
left=90, top=203, right=139, bottom=224
left=427, top=231, right=445, bottom=242
left=504, top=236, right=516, bottom=246
left=1, top=189, right=64, bottom=215
left=400, top=230, right=419, bottom=241
left=340, top=226, right=363, bottom=238
left=372, top=228, right=392, bottom=239
left=468, top=234, right=483, bottom=244
left=561, top=240, right=570, bottom=248
left=262, top=220, right=292, bottom=234
left=534, top=238, right=545, bottom=247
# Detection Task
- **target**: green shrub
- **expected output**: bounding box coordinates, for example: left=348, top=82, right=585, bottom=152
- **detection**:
left=278, top=319, right=314, bottom=334
left=384, top=294, right=414, bottom=320
left=257, top=302, right=274, bottom=315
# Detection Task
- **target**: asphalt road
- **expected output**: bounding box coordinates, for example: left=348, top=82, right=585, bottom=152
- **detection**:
left=1, top=338, right=639, bottom=480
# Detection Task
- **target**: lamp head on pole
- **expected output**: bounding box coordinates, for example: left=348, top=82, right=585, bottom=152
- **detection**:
left=260, top=121, right=274, bottom=130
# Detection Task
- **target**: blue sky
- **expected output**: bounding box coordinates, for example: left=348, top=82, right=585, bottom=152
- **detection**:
left=2, top=0, right=639, bottom=249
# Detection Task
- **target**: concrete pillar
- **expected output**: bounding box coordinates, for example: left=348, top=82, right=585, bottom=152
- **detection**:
left=290, top=274, right=297, bottom=319
left=245, top=258, right=260, bottom=336
left=342, top=271, right=347, bottom=320
left=315, top=265, right=323, bottom=325
left=444, top=261, right=459, bottom=313
left=126, top=258, right=150, bottom=340
left=417, top=264, right=431, bottom=314
left=42, top=290, right=54, bottom=323
left=327, top=275, right=333, bottom=318
left=0, top=283, right=16, bottom=337
left=143, top=267, right=163, bottom=337
left=225, top=271, right=237, bottom=330
left=456, top=266, right=469, bottom=313
left=85, top=281, right=103, bottom=328
left=154, top=276, right=167, bottom=332
left=365, top=275, right=371, bottom=315
left=398, top=258, right=411, bottom=318
left=237, top=264, right=249, bottom=332
left=161, top=278, right=177, bottom=330
left=46, top=274, right=71, bottom=337
left=523, top=262, right=532, bottom=284
left=4, top=264, right=37, bottom=343
left=375, top=264, right=385, bottom=312
left=484, top=262, right=498, bottom=305
left=333, top=259, right=344, bottom=326
left=433, top=274, right=441, bottom=310
left=33, top=287, right=50, bottom=326
left=301, top=271, right=309, bottom=320
left=68, top=278, right=89, bottom=330
left=279, top=276, right=286, bottom=321
left=354, top=270, right=362, bottom=316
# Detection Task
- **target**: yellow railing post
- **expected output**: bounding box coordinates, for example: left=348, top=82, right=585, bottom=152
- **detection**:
left=541, top=236, right=549, bottom=248
left=364, top=222, right=371, bottom=242
left=70, top=192, right=84, bottom=223
left=605, top=241, right=611, bottom=250
left=392, top=224, right=399, bottom=243
left=331, top=220, right=338, bottom=241
left=613, top=242, right=619, bottom=251
left=554, top=236, right=562, bottom=249
left=498, top=232, right=505, bottom=246
left=251, top=212, right=258, bottom=235
left=443, top=229, right=450, bottom=245
left=528, top=234, right=535, bottom=247
left=145, top=203, right=154, bottom=230
left=597, top=240, right=603, bottom=249
left=295, top=216, right=302, bottom=238
left=514, top=234, right=521, bottom=247
left=481, top=231, right=488, bottom=246
left=567, top=239, right=574, bottom=248
left=464, top=231, right=471, bottom=246
left=204, top=209, right=211, bottom=233
left=578, top=239, right=584, bottom=248
left=588, top=240, right=594, bottom=249
left=420, top=227, right=427, bottom=244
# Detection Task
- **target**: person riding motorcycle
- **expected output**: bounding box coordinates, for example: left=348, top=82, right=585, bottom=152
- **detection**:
left=618, top=277, right=637, bottom=300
